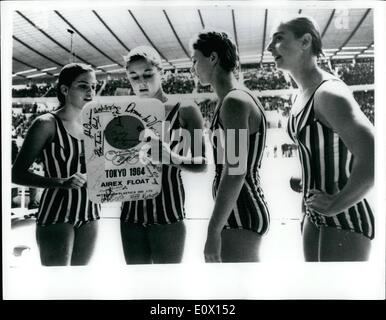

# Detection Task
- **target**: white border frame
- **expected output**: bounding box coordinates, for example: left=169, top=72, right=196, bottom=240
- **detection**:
left=2, top=0, right=385, bottom=300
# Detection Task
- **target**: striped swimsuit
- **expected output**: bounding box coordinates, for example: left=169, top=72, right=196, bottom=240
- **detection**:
left=210, top=89, right=270, bottom=235
left=121, top=103, right=186, bottom=225
left=36, top=113, right=100, bottom=227
left=287, top=80, right=374, bottom=239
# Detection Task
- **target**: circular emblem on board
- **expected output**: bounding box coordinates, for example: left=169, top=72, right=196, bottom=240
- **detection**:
left=104, top=115, right=145, bottom=149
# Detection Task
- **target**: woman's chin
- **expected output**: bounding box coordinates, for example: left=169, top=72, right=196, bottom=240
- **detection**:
left=138, top=91, right=151, bottom=98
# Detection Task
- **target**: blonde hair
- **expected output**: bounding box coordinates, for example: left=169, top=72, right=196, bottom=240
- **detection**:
left=123, top=46, right=162, bottom=70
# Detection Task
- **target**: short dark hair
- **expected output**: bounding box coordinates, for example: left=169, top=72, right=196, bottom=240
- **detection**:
left=57, top=63, right=94, bottom=107
left=282, top=16, right=324, bottom=58
left=190, top=31, right=239, bottom=72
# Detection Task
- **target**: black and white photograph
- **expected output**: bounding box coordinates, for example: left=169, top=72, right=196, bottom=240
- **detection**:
left=2, top=0, right=385, bottom=303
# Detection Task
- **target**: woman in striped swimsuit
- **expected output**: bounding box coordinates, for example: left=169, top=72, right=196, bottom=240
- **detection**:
left=267, top=16, right=374, bottom=261
left=121, top=46, right=207, bottom=264
left=190, top=31, right=270, bottom=262
left=12, top=63, right=100, bottom=266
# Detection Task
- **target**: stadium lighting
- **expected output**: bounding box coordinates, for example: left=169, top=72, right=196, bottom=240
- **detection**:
left=161, top=62, right=171, bottom=69
left=337, top=51, right=361, bottom=55
left=27, top=72, right=47, bottom=78
left=107, top=68, right=126, bottom=73
left=169, top=58, right=191, bottom=63
left=97, top=63, right=118, bottom=69
left=241, top=54, right=262, bottom=59
left=41, top=67, right=57, bottom=72
left=342, top=46, right=367, bottom=50
left=15, top=68, right=37, bottom=75
left=173, top=63, right=193, bottom=69
left=331, top=55, right=354, bottom=59
left=357, top=54, right=374, bottom=58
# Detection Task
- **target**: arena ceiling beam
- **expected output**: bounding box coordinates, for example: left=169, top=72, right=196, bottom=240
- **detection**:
left=12, top=57, right=54, bottom=78
left=331, top=8, right=372, bottom=59
left=54, top=10, right=123, bottom=68
left=92, top=10, right=131, bottom=54
left=197, top=9, right=205, bottom=28
left=128, top=10, right=175, bottom=69
left=163, top=10, right=190, bottom=59
left=10, top=7, right=374, bottom=83
left=16, top=11, right=101, bottom=72
left=231, top=9, right=239, bottom=53
left=354, top=41, right=374, bottom=59
left=12, top=58, right=31, bottom=79
left=13, top=36, right=64, bottom=69
left=321, top=9, right=336, bottom=38
left=260, top=9, right=268, bottom=64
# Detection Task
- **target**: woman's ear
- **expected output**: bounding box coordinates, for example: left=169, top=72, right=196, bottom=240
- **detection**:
left=210, top=51, right=219, bottom=66
left=60, top=84, right=69, bottom=97
left=301, top=33, right=313, bottom=51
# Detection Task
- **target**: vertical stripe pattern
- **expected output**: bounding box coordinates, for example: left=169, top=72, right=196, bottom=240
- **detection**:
left=210, top=89, right=270, bottom=236
left=121, top=103, right=186, bottom=225
left=36, top=113, right=100, bottom=226
left=287, top=80, right=374, bottom=239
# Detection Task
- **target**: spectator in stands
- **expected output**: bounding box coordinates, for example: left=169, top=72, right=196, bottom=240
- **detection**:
left=32, top=102, right=38, bottom=113
left=11, top=59, right=373, bottom=98
left=121, top=45, right=207, bottom=264
left=243, top=65, right=291, bottom=91
left=162, top=72, right=195, bottom=94
left=334, top=60, right=374, bottom=85
left=191, top=30, right=269, bottom=262
left=267, top=15, right=374, bottom=261
left=11, top=140, right=19, bottom=208
left=354, top=90, right=374, bottom=124
left=12, top=63, right=100, bottom=266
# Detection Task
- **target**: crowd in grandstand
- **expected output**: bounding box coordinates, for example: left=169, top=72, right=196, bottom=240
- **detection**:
left=334, top=60, right=374, bottom=85
left=12, top=60, right=374, bottom=98
left=12, top=83, right=55, bottom=98
left=243, top=64, right=291, bottom=91
left=354, top=90, right=375, bottom=124
left=11, top=60, right=375, bottom=141
left=162, top=71, right=195, bottom=94
left=98, top=78, right=131, bottom=96
left=196, top=82, right=214, bottom=93
left=11, top=91, right=374, bottom=140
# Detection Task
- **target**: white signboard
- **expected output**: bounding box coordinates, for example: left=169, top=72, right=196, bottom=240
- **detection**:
left=81, top=97, right=164, bottom=203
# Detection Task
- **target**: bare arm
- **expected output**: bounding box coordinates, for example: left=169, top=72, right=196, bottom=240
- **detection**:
left=12, top=114, right=86, bottom=189
left=305, top=82, right=374, bottom=216
left=151, top=103, right=207, bottom=173
left=205, top=94, right=254, bottom=262
left=175, top=103, right=207, bottom=172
